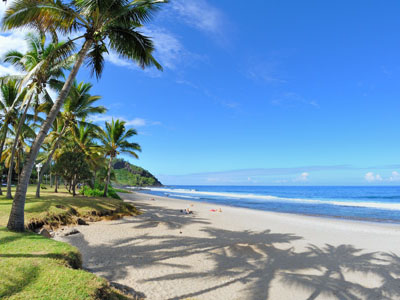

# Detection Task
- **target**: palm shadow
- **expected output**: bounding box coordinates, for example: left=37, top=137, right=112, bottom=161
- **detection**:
left=59, top=194, right=400, bottom=300
left=107, top=201, right=211, bottom=230
left=281, top=244, right=398, bottom=300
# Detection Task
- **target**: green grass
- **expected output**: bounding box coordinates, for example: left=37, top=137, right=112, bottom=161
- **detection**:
left=0, top=185, right=138, bottom=299
left=0, top=228, right=128, bottom=299
left=0, top=185, right=139, bottom=229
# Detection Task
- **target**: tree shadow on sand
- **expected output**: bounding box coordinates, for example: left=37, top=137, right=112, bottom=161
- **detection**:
left=61, top=205, right=400, bottom=300
left=107, top=201, right=212, bottom=230
left=281, top=244, right=388, bottom=300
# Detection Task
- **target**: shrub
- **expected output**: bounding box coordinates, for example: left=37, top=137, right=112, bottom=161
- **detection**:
left=81, top=185, right=121, bottom=200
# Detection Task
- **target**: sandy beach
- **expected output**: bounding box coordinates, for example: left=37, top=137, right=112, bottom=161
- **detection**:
left=56, top=192, right=400, bottom=300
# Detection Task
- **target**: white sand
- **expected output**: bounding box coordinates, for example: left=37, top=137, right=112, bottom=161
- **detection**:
left=56, top=192, right=400, bottom=300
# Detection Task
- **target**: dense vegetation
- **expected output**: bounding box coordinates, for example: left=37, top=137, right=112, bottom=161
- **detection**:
left=0, top=0, right=166, bottom=231
left=113, top=159, right=162, bottom=187
left=0, top=0, right=166, bottom=298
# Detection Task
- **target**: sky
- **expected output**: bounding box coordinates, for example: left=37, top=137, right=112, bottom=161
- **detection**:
left=1, top=0, right=400, bottom=186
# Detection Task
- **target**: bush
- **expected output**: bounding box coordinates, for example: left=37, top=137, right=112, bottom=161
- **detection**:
left=80, top=184, right=121, bottom=200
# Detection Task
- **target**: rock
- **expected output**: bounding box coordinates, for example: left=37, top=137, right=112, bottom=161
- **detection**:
left=62, top=228, right=80, bottom=236
left=38, top=228, right=52, bottom=238
left=77, top=218, right=88, bottom=225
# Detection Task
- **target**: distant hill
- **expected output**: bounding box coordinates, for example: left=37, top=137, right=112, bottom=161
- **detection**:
left=112, top=159, right=162, bottom=187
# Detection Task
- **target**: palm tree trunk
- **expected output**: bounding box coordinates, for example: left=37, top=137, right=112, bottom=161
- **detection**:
left=103, top=156, right=113, bottom=197
left=72, top=175, right=76, bottom=196
left=17, top=154, right=21, bottom=185
left=55, top=175, right=58, bottom=193
left=6, top=95, right=32, bottom=199
left=0, top=125, right=9, bottom=196
left=36, top=123, right=67, bottom=198
left=7, top=40, right=93, bottom=232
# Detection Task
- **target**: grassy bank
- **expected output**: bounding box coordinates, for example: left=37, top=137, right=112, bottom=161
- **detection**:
left=0, top=185, right=139, bottom=230
left=0, top=228, right=128, bottom=299
left=0, top=185, right=138, bottom=299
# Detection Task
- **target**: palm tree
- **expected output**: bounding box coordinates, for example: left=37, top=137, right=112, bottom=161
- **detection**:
left=72, top=122, right=105, bottom=183
left=3, top=0, right=165, bottom=231
left=35, top=81, right=106, bottom=197
left=3, top=32, right=74, bottom=199
left=1, top=124, right=35, bottom=185
left=0, top=79, right=26, bottom=195
left=100, top=119, right=141, bottom=197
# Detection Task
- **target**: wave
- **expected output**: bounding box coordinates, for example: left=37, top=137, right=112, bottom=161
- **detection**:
left=144, top=187, right=400, bottom=211
left=351, top=195, right=400, bottom=200
left=166, top=194, right=201, bottom=200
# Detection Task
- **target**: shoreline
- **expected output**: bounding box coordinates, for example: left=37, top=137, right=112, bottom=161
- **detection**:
left=56, top=191, right=400, bottom=299
left=137, top=190, right=400, bottom=228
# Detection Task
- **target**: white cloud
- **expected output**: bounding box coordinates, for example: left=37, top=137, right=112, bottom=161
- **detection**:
left=0, top=1, right=29, bottom=75
left=104, top=27, right=186, bottom=73
left=365, top=172, right=383, bottom=183
left=89, top=115, right=160, bottom=127
left=0, top=23, right=29, bottom=75
left=271, top=92, right=319, bottom=108
left=171, top=0, right=223, bottom=34
left=389, top=171, right=400, bottom=182
left=292, top=172, right=309, bottom=182
left=296, top=172, right=310, bottom=182
left=141, top=27, right=184, bottom=70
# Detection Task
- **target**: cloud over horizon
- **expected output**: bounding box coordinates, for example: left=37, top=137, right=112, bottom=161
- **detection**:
left=90, top=115, right=161, bottom=128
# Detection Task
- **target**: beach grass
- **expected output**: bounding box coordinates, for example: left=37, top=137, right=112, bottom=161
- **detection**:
left=0, top=185, right=138, bottom=299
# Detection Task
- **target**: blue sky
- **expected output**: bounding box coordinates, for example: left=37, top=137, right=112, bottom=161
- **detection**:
left=1, top=0, right=400, bottom=185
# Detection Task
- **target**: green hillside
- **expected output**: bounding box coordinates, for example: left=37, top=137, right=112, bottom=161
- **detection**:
left=112, top=159, right=162, bottom=187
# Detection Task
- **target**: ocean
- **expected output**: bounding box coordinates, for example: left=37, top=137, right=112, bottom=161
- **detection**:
left=136, top=185, right=400, bottom=224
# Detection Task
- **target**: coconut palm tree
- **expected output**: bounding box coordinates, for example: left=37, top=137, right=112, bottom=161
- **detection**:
left=35, top=81, right=106, bottom=197
left=0, top=79, right=26, bottom=195
left=3, top=32, right=74, bottom=199
left=3, top=0, right=165, bottom=231
left=72, top=122, right=104, bottom=171
left=100, top=119, right=141, bottom=197
left=1, top=124, right=35, bottom=185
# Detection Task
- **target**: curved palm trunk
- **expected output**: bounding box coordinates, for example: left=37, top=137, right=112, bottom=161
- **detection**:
left=0, top=125, right=9, bottom=196
left=7, top=40, right=92, bottom=231
left=6, top=96, right=32, bottom=199
left=103, top=156, right=113, bottom=197
left=36, top=124, right=67, bottom=198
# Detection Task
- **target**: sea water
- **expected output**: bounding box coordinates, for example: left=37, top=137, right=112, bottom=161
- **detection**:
left=135, top=186, right=400, bottom=223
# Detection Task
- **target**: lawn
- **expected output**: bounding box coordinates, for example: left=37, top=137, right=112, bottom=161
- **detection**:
left=0, top=185, right=138, bottom=299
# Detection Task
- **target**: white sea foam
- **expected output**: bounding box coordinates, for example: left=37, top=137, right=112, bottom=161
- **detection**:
left=167, top=194, right=201, bottom=200
left=144, top=187, right=400, bottom=211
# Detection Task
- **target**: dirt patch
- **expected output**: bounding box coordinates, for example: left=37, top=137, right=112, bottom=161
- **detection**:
left=26, top=203, right=140, bottom=232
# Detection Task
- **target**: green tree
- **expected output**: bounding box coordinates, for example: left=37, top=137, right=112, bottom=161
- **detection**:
left=53, top=151, right=91, bottom=196
left=3, top=32, right=73, bottom=199
left=0, top=80, right=26, bottom=195
left=3, top=0, right=165, bottom=231
left=35, top=81, right=105, bottom=197
left=1, top=123, right=36, bottom=184
left=72, top=122, right=105, bottom=185
left=100, top=119, right=141, bottom=197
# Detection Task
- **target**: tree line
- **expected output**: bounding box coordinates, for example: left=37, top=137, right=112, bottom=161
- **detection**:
left=0, top=0, right=167, bottom=232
